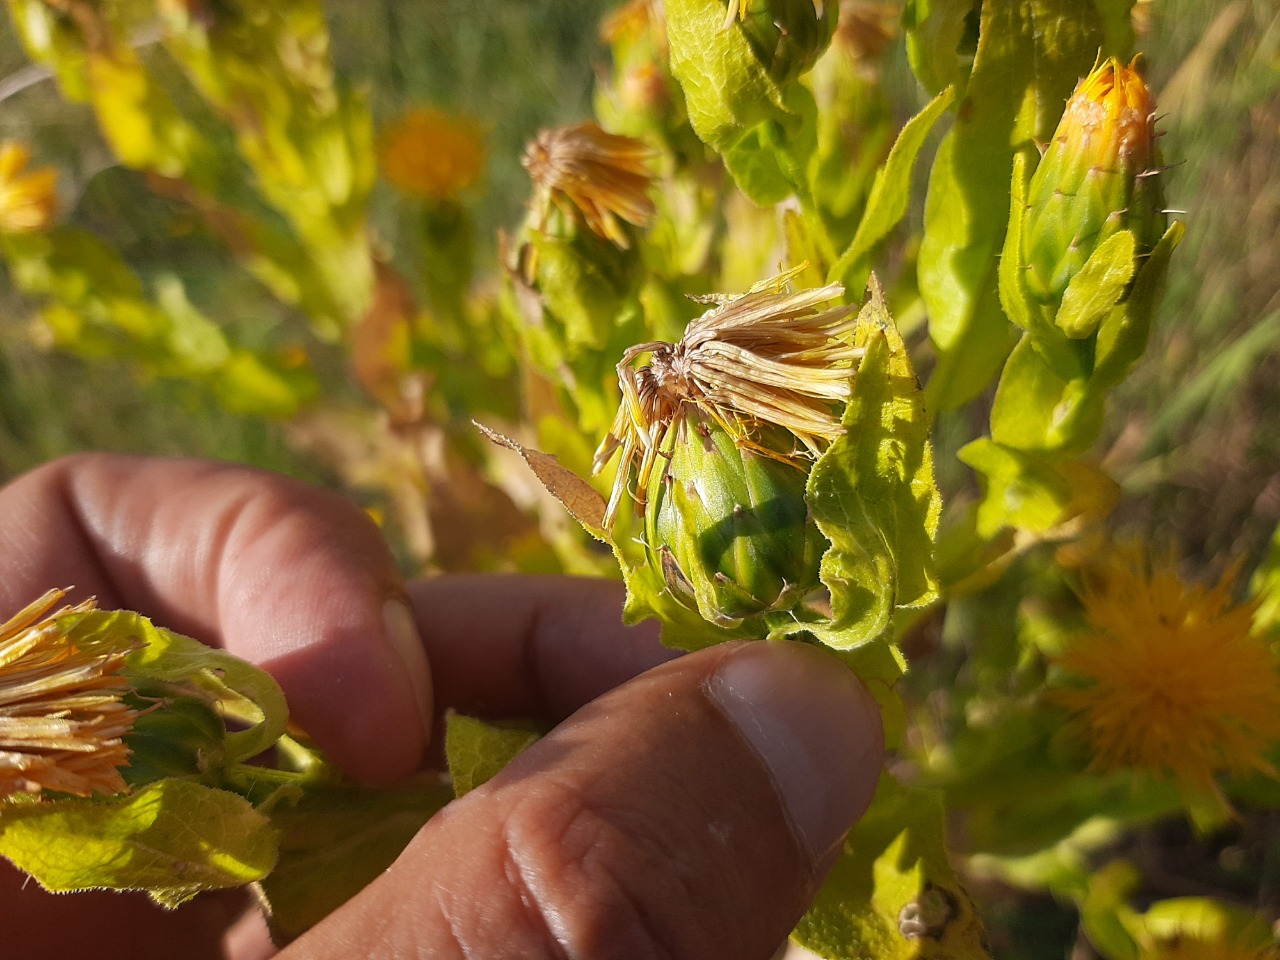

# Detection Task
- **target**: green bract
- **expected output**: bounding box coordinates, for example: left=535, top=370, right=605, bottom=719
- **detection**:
left=735, top=0, right=837, bottom=87
left=644, top=411, right=826, bottom=625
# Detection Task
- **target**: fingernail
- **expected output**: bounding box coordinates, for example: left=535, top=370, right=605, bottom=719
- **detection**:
left=383, top=599, right=433, bottom=740
left=707, top=641, right=884, bottom=862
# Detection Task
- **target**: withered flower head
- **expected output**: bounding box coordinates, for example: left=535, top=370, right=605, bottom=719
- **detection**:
left=521, top=122, right=656, bottom=250
left=592, top=265, right=862, bottom=527
left=0, top=590, right=140, bottom=799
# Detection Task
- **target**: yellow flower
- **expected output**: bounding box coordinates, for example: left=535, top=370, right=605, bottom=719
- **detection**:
left=0, top=590, right=140, bottom=798
left=1061, top=56, right=1158, bottom=175
left=521, top=122, right=656, bottom=250
left=1053, top=545, right=1280, bottom=797
left=0, top=142, right=58, bottom=234
left=379, top=108, right=485, bottom=201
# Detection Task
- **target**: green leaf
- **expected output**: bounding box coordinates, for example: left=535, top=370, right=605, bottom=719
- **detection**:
left=802, top=285, right=941, bottom=648
left=1078, top=861, right=1142, bottom=960
left=1127, top=896, right=1279, bottom=955
left=722, top=125, right=797, bottom=205
left=1056, top=230, right=1136, bottom=339
left=903, top=0, right=978, bottom=95
left=793, top=774, right=991, bottom=959
left=664, top=0, right=791, bottom=154
left=256, top=778, right=453, bottom=943
left=59, top=610, right=289, bottom=765
left=445, top=712, right=544, bottom=796
left=1250, top=520, right=1280, bottom=638
left=988, top=337, right=1105, bottom=453
left=0, top=779, right=277, bottom=906
left=958, top=439, right=1118, bottom=537
left=1092, top=220, right=1185, bottom=389
left=920, top=0, right=1106, bottom=410
left=830, top=86, right=956, bottom=297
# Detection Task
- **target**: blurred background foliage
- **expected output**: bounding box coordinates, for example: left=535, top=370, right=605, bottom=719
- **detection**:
left=1, top=0, right=1276, bottom=573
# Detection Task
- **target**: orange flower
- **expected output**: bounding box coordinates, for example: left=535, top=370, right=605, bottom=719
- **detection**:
left=1053, top=546, right=1280, bottom=798
left=0, top=142, right=57, bottom=233
left=379, top=108, right=485, bottom=201
left=0, top=591, right=140, bottom=798
left=521, top=122, right=656, bottom=249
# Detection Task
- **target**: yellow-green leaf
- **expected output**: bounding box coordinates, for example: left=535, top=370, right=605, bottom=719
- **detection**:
left=59, top=610, right=288, bottom=765
left=445, top=712, right=544, bottom=796
left=257, top=778, right=453, bottom=943
left=803, top=285, right=940, bottom=648
left=830, top=86, right=955, bottom=297
left=793, top=774, right=992, bottom=959
left=0, top=779, right=277, bottom=906
left=1056, top=230, right=1136, bottom=339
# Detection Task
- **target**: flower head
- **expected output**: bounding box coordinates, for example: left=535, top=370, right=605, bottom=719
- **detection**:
left=1052, top=545, right=1280, bottom=797
left=521, top=122, right=656, bottom=249
left=379, top=108, right=485, bottom=201
left=0, top=590, right=140, bottom=798
left=592, top=264, right=861, bottom=527
left=1023, top=57, right=1165, bottom=306
left=0, top=142, right=58, bottom=234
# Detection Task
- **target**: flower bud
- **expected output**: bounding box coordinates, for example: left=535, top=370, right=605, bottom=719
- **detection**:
left=1022, top=57, right=1164, bottom=310
left=645, top=411, right=825, bottom=624
left=733, top=0, right=837, bottom=86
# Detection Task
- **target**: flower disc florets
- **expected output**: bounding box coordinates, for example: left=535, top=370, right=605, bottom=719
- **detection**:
left=1052, top=545, right=1280, bottom=799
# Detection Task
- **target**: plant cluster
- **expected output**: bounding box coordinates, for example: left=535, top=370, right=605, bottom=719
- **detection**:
left=0, top=0, right=1278, bottom=956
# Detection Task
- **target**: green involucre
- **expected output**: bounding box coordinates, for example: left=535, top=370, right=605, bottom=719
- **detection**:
left=644, top=409, right=826, bottom=625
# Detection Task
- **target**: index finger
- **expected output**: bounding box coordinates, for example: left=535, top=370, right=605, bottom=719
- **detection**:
left=0, top=453, right=431, bottom=784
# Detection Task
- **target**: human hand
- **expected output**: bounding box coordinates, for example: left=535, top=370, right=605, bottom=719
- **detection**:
left=0, top=454, right=884, bottom=960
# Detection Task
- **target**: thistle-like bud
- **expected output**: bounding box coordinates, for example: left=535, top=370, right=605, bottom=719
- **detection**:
left=645, top=413, right=827, bottom=623
left=593, top=267, right=861, bottom=627
left=1022, top=57, right=1165, bottom=315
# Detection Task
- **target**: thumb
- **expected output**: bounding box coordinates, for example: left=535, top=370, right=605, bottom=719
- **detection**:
left=288, top=640, right=883, bottom=960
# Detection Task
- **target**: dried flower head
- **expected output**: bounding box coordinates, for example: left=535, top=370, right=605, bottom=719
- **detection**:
left=0, top=590, right=141, bottom=798
left=379, top=108, right=486, bottom=201
left=1053, top=545, right=1280, bottom=797
left=592, top=265, right=861, bottom=526
left=833, top=0, right=899, bottom=64
left=0, top=142, right=58, bottom=234
left=522, top=122, right=656, bottom=249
